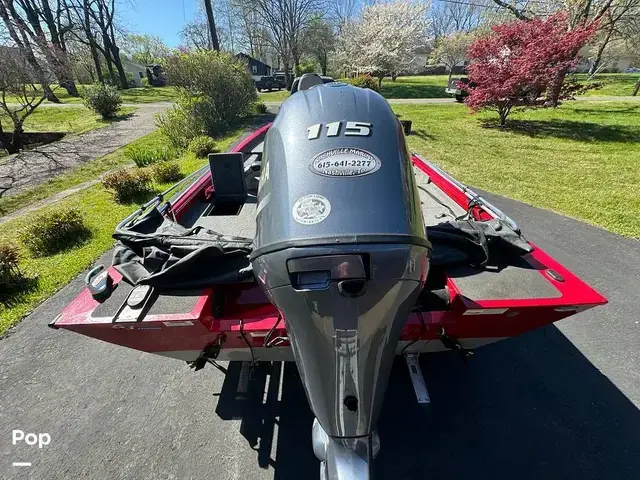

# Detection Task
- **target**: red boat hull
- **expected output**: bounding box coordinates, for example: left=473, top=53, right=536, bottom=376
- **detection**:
left=53, top=124, right=607, bottom=361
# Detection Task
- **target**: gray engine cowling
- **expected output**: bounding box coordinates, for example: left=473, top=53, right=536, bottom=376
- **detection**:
left=251, top=83, right=431, bottom=442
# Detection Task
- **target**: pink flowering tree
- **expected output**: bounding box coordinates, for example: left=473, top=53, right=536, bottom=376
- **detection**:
left=463, top=13, right=597, bottom=127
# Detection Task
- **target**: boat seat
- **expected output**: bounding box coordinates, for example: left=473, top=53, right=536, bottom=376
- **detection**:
left=209, top=152, right=247, bottom=204
left=297, top=73, right=324, bottom=91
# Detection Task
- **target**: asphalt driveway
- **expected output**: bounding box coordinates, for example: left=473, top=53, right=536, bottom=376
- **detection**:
left=0, top=192, right=639, bottom=480
left=0, top=103, right=171, bottom=198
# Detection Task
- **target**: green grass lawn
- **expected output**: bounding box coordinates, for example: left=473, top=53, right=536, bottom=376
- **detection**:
left=55, top=85, right=179, bottom=104
left=258, top=89, right=291, bottom=102
left=379, top=75, right=451, bottom=98
left=394, top=101, right=640, bottom=238
left=0, top=122, right=259, bottom=334
left=1, top=105, right=136, bottom=136
left=258, top=73, right=639, bottom=101
left=6, top=85, right=180, bottom=105
left=573, top=73, right=640, bottom=96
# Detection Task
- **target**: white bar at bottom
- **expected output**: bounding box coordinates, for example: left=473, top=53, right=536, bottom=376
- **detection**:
left=405, top=353, right=431, bottom=404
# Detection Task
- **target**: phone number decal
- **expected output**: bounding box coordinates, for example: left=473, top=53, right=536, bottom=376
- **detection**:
left=310, top=148, right=381, bottom=177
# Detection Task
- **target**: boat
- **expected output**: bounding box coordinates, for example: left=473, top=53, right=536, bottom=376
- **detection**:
left=51, top=75, right=607, bottom=480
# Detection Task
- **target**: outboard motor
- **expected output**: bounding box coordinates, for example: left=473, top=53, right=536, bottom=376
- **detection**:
left=251, top=83, right=431, bottom=479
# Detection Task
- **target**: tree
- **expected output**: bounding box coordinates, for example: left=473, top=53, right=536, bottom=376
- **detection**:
left=430, top=31, right=474, bottom=81
left=0, top=2, right=60, bottom=102
left=0, top=0, right=78, bottom=97
left=303, top=16, right=335, bottom=75
left=67, top=39, right=100, bottom=83
left=464, top=13, right=597, bottom=126
left=430, top=0, right=486, bottom=39
left=180, top=19, right=214, bottom=50
left=122, top=34, right=170, bottom=65
left=251, top=0, right=323, bottom=85
left=68, top=0, right=129, bottom=89
left=336, top=0, right=430, bottom=87
left=225, top=0, right=268, bottom=58
left=627, top=24, right=640, bottom=95
left=0, top=45, right=49, bottom=153
left=487, top=0, right=620, bottom=105
left=587, top=0, right=640, bottom=75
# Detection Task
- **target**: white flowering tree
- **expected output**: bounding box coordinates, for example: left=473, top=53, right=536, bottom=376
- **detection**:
left=337, top=0, right=431, bottom=87
left=430, top=31, right=475, bottom=81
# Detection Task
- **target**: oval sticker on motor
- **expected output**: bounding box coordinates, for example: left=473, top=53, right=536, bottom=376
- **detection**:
left=310, top=148, right=381, bottom=177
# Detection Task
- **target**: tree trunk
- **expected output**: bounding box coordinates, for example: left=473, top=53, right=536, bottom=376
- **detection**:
left=588, top=29, right=613, bottom=76
left=0, top=121, right=6, bottom=152
left=8, top=122, right=25, bottom=153
left=203, top=0, right=220, bottom=51
left=498, top=103, right=511, bottom=127
left=42, top=84, right=60, bottom=103
left=89, top=40, right=104, bottom=83
left=634, top=79, right=640, bottom=96
left=102, top=33, right=127, bottom=89
left=292, top=46, right=301, bottom=75
left=111, top=46, right=129, bottom=89
left=60, top=81, right=79, bottom=96
left=103, top=38, right=118, bottom=85
left=377, top=75, right=383, bottom=88
left=448, top=69, right=453, bottom=82
left=320, top=53, right=327, bottom=76
left=83, top=0, right=104, bottom=84
left=283, top=60, right=292, bottom=89
left=547, top=69, right=567, bottom=107
left=391, top=73, right=398, bottom=81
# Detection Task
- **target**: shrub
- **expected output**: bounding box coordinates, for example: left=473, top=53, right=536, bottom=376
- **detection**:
left=19, top=208, right=91, bottom=256
left=254, top=102, right=268, bottom=114
left=0, top=244, right=22, bottom=288
left=161, top=51, right=256, bottom=146
left=0, top=243, right=37, bottom=300
left=102, top=168, right=153, bottom=203
left=465, top=12, right=597, bottom=125
left=152, top=162, right=183, bottom=183
left=83, top=84, right=123, bottom=119
left=141, top=78, right=150, bottom=87
left=348, top=74, right=380, bottom=93
left=125, top=144, right=176, bottom=167
left=156, top=95, right=205, bottom=148
left=187, top=135, right=217, bottom=158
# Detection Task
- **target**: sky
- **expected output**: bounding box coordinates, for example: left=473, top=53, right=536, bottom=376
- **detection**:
left=118, top=0, right=201, bottom=48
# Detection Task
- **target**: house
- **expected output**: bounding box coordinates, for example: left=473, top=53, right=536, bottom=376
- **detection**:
left=235, top=53, right=272, bottom=81
left=575, top=45, right=636, bottom=73
left=122, top=59, right=148, bottom=87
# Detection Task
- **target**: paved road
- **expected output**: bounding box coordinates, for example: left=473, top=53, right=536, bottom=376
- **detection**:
left=1, top=191, right=639, bottom=479
left=0, top=103, right=171, bottom=198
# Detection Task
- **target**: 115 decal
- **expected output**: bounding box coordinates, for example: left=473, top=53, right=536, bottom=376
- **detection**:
left=307, top=121, right=372, bottom=139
